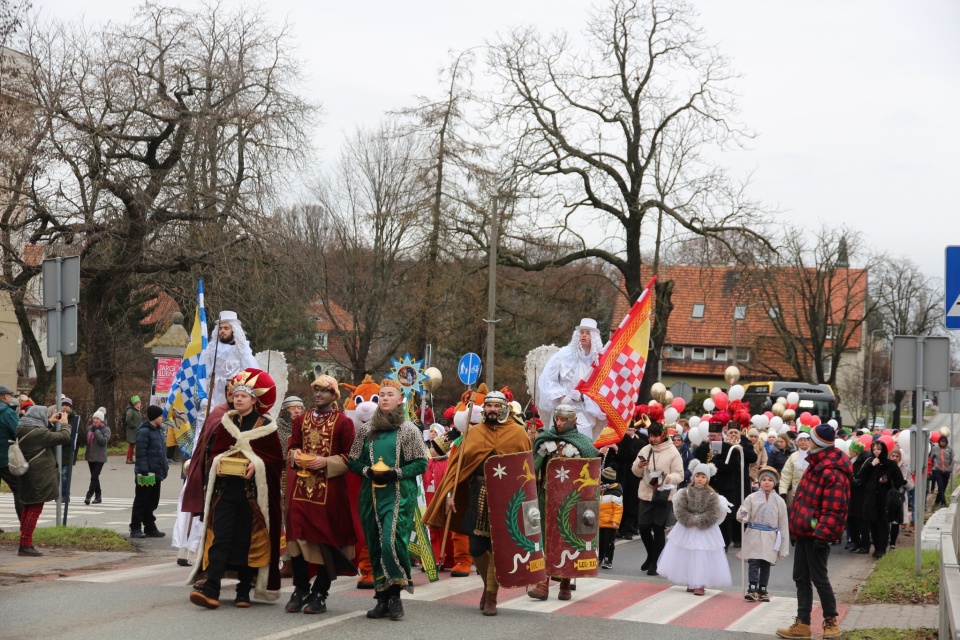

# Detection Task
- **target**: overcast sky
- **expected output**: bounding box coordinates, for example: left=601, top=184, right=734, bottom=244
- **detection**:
left=32, top=0, right=960, bottom=286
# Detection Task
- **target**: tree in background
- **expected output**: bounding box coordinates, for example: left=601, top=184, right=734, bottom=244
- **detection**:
left=488, top=0, right=768, bottom=401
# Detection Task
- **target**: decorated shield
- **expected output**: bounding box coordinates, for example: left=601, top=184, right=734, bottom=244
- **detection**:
left=544, top=457, right=601, bottom=578
left=483, top=451, right=547, bottom=588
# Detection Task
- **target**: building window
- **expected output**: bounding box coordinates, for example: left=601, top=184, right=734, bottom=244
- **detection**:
left=664, top=345, right=684, bottom=359
left=734, top=304, right=747, bottom=320
left=692, top=303, right=705, bottom=318
left=736, top=348, right=751, bottom=363
left=315, top=332, right=329, bottom=349
left=823, top=357, right=833, bottom=377
left=825, top=324, right=837, bottom=340
left=692, top=347, right=706, bottom=360
left=713, top=348, right=728, bottom=361
left=768, top=307, right=780, bottom=319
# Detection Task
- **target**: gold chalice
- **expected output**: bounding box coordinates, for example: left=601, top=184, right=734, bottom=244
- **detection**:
left=297, top=452, right=317, bottom=478
left=370, top=457, right=393, bottom=488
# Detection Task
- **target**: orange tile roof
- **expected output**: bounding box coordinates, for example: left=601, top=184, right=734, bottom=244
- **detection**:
left=615, top=265, right=867, bottom=381
left=141, top=292, right=180, bottom=325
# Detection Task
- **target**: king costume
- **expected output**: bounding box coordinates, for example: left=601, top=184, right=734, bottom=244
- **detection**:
left=187, top=369, right=283, bottom=608
left=347, top=380, right=428, bottom=620
left=284, top=377, right=359, bottom=614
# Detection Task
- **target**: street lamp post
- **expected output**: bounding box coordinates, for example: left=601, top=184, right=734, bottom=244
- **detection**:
left=485, top=162, right=556, bottom=388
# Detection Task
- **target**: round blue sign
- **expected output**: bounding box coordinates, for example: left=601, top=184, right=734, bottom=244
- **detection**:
left=457, top=352, right=482, bottom=386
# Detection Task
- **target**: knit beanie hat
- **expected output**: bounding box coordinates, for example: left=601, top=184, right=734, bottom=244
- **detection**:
left=811, top=423, right=836, bottom=448
left=602, top=466, right=618, bottom=481
left=92, top=410, right=105, bottom=422
left=146, top=405, right=163, bottom=421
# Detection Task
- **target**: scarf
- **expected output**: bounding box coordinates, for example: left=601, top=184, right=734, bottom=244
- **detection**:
left=371, top=407, right=405, bottom=432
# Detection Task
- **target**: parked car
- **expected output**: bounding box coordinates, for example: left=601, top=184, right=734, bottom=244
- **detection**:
left=869, top=417, right=886, bottom=429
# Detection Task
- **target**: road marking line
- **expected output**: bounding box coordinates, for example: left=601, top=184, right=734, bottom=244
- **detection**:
left=724, top=594, right=798, bottom=633
left=60, top=562, right=185, bottom=583
left=405, top=575, right=484, bottom=600
left=610, top=584, right=718, bottom=622
left=499, top=578, right=621, bottom=613
left=255, top=611, right=365, bottom=640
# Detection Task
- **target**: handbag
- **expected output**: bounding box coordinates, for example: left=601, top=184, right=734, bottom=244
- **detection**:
left=7, top=429, right=42, bottom=476
left=647, top=448, right=675, bottom=506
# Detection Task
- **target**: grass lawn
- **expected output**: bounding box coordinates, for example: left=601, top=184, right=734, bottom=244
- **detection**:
left=856, top=547, right=939, bottom=605
left=0, top=526, right=134, bottom=552
left=0, top=479, right=10, bottom=493
left=843, top=629, right=937, bottom=640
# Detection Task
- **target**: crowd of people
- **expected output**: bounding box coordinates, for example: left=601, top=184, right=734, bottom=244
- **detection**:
left=0, top=313, right=952, bottom=640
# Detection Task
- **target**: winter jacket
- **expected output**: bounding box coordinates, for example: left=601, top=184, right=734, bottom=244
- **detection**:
left=748, top=444, right=769, bottom=483
left=0, top=401, right=19, bottom=468
left=85, top=423, right=111, bottom=464
left=693, top=436, right=757, bottom=506
left=930, top=444, right=954, bottom=473
left=15, top=406, right=71, bottom=505
left=849, top=451, right=872, bottom=520
left=125, top=404, right=143, bottom=444
left=779, top=450, right=808, bottom=497
left=599, top=482, right=623, bottom=529
left=675, top=442, right=695, bottom=488
left=857, top=449, right=905, bottom=523
left=767, top=443, right=793, bottom=473
left=736, top=489, right=789, bottom=565
left=632, top=440, right=683, bottom=502
left=788, top=445, right=852, bottom=543
left=134, top=420, right=169, bottom=480
left=616, top=432, right=645, bottom=515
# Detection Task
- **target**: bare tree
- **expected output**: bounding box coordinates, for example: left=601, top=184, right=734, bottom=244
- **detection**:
left=10, top=3, right=316, bottom=415
left=742, top=226, right=875, bottom=391
left=487, top=0, right=768, bottom=399
left=870, top=256, right=942, bottom=426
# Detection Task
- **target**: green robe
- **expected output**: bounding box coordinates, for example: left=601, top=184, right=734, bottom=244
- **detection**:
left=348, top=421, right=428, bottom=593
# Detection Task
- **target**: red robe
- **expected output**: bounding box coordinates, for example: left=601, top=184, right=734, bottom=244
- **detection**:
left=181, top=403, right=228, bottom=517
left=286, top=409, right=359, bottom=572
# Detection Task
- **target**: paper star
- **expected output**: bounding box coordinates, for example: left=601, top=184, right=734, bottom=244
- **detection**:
left=492, top=464, right=507, bottom=479
left=555, top=467, right=570, bottom=482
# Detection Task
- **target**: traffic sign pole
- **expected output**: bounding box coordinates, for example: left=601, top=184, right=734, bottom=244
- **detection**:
left=947, top=246, right=960, bottom=330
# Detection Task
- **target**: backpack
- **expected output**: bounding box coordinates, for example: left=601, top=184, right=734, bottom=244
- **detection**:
left=7, top=429, right=42, bottom=476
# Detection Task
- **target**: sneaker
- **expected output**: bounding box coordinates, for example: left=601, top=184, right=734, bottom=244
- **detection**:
left=234, top=592, right=251, bottom=608
left=18, top=545, right=42, bottom=557
left=890, top=544, right=896, bottom=550
left=759, top=589, right=771, bottom=602
left=144, top=529, right=166, bottom=538
left=130, top=529, right=146, bottom=539
left=744, top=591, right=760, bottom=602
left=303, top=594, right=327, bottom=614
left=775, top=618, right=812, bottom=639
left=285, top=588, right=310, bottom=613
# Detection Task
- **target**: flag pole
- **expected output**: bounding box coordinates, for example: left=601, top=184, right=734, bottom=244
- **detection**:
left=439, top=387, right=475, bottom=564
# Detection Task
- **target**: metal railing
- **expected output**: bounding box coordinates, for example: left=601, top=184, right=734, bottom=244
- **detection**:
left=940, top=484, right=960, bottom=640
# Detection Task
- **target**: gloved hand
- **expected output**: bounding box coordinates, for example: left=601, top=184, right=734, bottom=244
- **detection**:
left=374, top=469, right=399, bottom=483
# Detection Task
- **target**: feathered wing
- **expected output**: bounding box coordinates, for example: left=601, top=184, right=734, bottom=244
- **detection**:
left=255, top=350, right=288, bottom=420
left=525, top=345, right=560, bottom=407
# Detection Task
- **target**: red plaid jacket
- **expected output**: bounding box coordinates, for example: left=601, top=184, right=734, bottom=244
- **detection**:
left=788, top=445, right=852, bottom=543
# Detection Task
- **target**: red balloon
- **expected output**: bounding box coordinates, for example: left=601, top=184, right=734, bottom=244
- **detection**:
left=788, top=403, right=798, bottom=411
left=931, top=432, right=941, bottom=443
left=671, top=397, right=686, bottom=413
left=713, top=391, right=729, bottom=411
left=799, top=411, right=812, bottom=426
left=881, top=429, right=892, bottom=436
left=702, top=414, right=713, bottom=424
left=810, top=416, right=821, bottom=427
left=879, top=435, right=895, bottom=453
left=859, top=434, right=873, bottom=448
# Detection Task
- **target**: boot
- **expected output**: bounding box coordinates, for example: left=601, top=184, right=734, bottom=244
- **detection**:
left=745, top=583, right=760, bottom=602
left=479, top=591, right=487, bottom=611
left=558, top=578, right=572, bottom=601
left=473, top=553, right=490, bottom=596
left=84, top=491, right=93, bottom=505
left=775, top=618, right=811, bottom=639
left=388, top=597, right=403, bottom=621
left=759, top=586, right=770, bottom=602
left=482, top=589, right=498, bottom=616
left=527, top=580, right=549, bottom=600
left=821, top=616, right=841, bottom=638
left=451, top=533, right=473, bottom=576
left=92, top=492, right=102, bottom=504
left=356, top=544, right=375, bottom=589
left=367, top=597, right=390, bottom=619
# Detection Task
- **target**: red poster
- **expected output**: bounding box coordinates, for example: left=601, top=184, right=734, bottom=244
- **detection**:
left=153, top=357, right=182, bottom=395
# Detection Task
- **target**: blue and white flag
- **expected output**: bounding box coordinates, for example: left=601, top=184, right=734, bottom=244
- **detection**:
left=166, top=280, right=209, bottom=455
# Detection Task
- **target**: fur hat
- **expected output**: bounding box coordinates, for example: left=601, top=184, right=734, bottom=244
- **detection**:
left=688, top=458, right=717, bottom=480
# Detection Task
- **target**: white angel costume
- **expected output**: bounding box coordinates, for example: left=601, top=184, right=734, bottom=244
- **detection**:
left=537, top=318, right=609, bottom=439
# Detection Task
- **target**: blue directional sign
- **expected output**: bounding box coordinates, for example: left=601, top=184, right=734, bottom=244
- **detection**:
left=457, top=352, right=482, bottom=386
left=947, top=246, right=960, bottom=330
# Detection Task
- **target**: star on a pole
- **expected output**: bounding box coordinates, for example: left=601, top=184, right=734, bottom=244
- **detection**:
left=492, top=464, right=507, bottom=479
left=555, top=467, right=570, bottom=482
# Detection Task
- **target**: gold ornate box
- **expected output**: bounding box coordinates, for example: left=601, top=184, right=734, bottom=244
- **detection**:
left=220, top=456, right=249, bottom=477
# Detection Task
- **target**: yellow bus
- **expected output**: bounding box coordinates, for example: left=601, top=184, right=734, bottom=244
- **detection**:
left=742, top=381, right=841, bottom=424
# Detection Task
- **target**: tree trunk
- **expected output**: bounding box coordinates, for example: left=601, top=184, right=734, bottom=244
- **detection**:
left=12, top=292, right=55, bottom=401
left=892, top=389, right=905, bottom=429
left=640, top=278, right=675, bottom=403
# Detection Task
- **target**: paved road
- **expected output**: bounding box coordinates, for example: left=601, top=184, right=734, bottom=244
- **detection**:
left=0, top=454, right=886, bottom=639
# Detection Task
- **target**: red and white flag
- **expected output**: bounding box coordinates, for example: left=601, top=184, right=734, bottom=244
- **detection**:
left=577, top=278, right=655, bottom=448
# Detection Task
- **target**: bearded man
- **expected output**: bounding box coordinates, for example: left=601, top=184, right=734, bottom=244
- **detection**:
left=422, top=390, right=532, bottom=616
left=537, top=318, right=608, bottom=439
left=347, top=380, right=428, bottom=622
left=201, top=312, right=259, bottom=408
left=283, top=377, right=358, bottom=615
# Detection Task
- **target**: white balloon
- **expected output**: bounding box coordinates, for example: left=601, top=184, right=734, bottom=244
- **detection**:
left=699, top=423, right=710, bottom=440
left=770, top=416, right=784, bottom=431
left=836, top=439, right=851, bottom=456
left=751, top=415, right=763, bottom=427
left=688, top=416, right=701, bottom=431
left=729, top=385, right=745, bottom=401
left=828, top=419, right=839, bottom=429
left=704, top=398, right=716, bottom=412
left=778, top=425, right=789, bottom=435
left=758, top=415, right=770, bottom=429
left=689, top=429, right=704, bottom=446
left=649, top=400, right=661, bottom=407
left=664, top=408, right=679, bottom=425
left=787, top=392, right=800, bottom=405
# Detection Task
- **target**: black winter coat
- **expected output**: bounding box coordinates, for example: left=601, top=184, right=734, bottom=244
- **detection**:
left=616, top=432, right=646, bottom=518
left=694, top=435, right=757, bottom=506
left=857, top=450, right=904, bottom=523
left=848, top=451, right=872, bottom=519
left=767, top=444, right=793, bottom=473
left=134, top=421, right=169, bottom=480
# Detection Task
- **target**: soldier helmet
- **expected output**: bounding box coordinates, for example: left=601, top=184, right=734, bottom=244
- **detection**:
left=554, top=404, right=577, bottom=433
left=483, top=390, right=510, bottom=424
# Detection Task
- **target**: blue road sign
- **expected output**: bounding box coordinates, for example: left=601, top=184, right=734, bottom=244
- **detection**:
left=947, top=246, right=960, bottom=330
left=457, top=352, right=482, bottom=386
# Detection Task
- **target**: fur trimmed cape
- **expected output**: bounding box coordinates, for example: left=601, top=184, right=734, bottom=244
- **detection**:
left=673, top=485, right=729, bottom=530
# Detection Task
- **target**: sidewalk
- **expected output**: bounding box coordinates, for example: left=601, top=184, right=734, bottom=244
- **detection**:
left=0, top=548, right=137, bottom=581
left=843, top=603, right=940, bottom=630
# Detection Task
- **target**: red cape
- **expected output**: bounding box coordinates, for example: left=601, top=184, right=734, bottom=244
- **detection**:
left=181, top=403, right=228, bottom=516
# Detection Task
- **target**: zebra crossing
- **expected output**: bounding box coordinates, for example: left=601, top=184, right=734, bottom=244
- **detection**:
left=0, top=494, right=179, bottom=531
left=58, top=560, right=847, bottom=636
